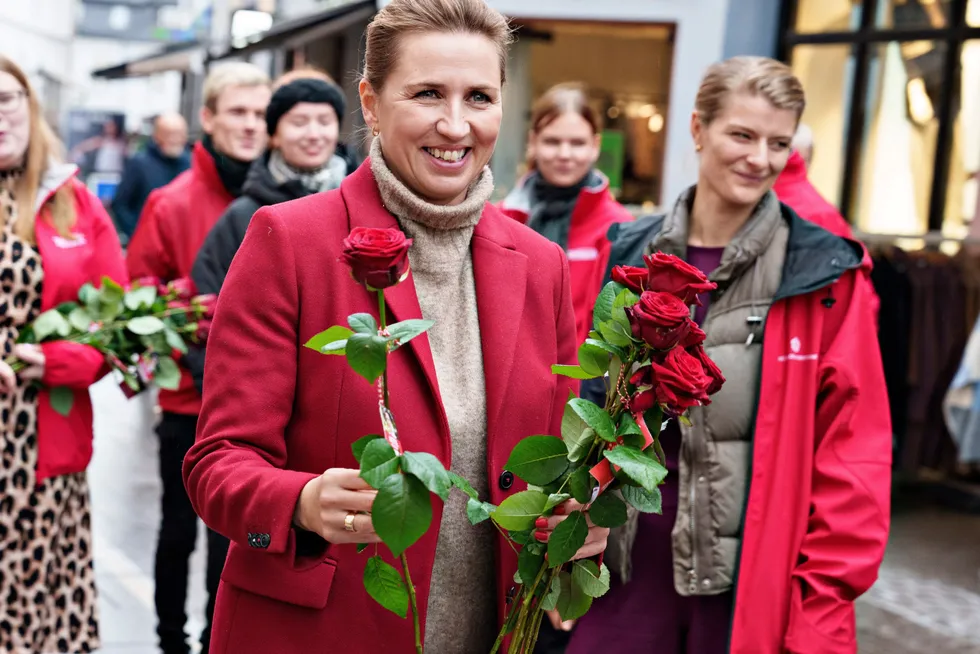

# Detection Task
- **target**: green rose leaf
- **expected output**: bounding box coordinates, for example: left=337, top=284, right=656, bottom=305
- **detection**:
left=599, top=320, right=633, bottom=347
left=164, top=325, right=188, bottom=355
left=617, top=414, right=643, bottom=437
left=509, top=529, right=534, bottom=545
left=571, top=560, right=611, bottom=598
left=401, top=451, right=451, bottom=501
left=505, top=435, right=569, bottom=486
left=78, top=283, right=100, bottom=309
left=585, top=338, right=628, bottom=361
left=356, top=543, right=370, bottom=554
left=346, top=332, right=388, bottom=383
left=124, top=286, right=158, bottom=311
left=551, top=364, right=600, bottom=380
left=50, top=386, right=73, bottom=416
left=491, top=490, right=548, bottom=532
left=351, top=434, right=383, bottom=464
left=34, top=310, right=71, bottom=342
left=518, top=545, right=545, bottom=590
left=613, top=288, right=641, bottom=310
left=605, top=446, right=668, bottom=492
left=466, top=498, right=495, bottom=525
left=128, top=316, right=167, bottom=336
left=371, top=473, right=432, bottom=557
left=348, top=313, right=378, bottom=334
left=567, top=466, right=594, bottom=505
left=67, top=307, right=94, bottom=333
left=566, top=427, right=595, bottom=464
left=544, top=492, right=571, bottom=513
left=540, top=574, right=562, bottom=611
left=622, top=484, right=663, bottom=514
left=577, top=341, right=610, bottom=377
left=557, top=570, right=593, bottom=621
left=154, top=356, right=182, bottom=390
left=568, top=398, right=616, bottom=443
left=587, top=492, right=628, bottom=528
left=386, top=319, right=434, bottom=350
left=448, top=471, right=479, bottom=500
left=547, top=510, right=588, bottom=568
left=363, top=555, right=408, bottom=618
left=304, top=325, right=354, bottom=354
left=592, top=281, right=626, bottom=331
left=359, top=438, right=401, bottom=489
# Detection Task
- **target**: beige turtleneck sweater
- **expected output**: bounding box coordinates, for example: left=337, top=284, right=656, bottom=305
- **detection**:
left=370, top=139, right=497, bottom=652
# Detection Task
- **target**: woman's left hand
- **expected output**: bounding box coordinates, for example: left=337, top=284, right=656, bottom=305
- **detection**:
left=534, top=499, right=609, bottom=561
left=12, top=344, right=45, bottom=381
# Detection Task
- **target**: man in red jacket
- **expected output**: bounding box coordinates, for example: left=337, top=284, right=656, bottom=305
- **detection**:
left=773, top=124, right=854, bottom=239
left=127, top=62, right=271, bottom=654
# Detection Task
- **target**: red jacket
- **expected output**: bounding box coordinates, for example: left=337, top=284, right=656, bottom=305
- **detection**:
left=773, top=152, right=854, bottom=238
left=127, top=142, right=234, bottom=415
left=182, top=161, right=577, bottom=653
left=34, top=165, right=128, bottom=482
left=500, top=173, right=632, bottom=345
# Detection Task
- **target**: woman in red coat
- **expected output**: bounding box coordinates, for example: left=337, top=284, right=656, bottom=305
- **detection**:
left=0, top=55, right=127, bottom=652
left=500, top=83, right=633, bottom=347
left=182, top=1, right=608, bottom=652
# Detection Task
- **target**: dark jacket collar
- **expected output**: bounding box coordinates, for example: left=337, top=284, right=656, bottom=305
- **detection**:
left=242, top=151, right=312, bottom=207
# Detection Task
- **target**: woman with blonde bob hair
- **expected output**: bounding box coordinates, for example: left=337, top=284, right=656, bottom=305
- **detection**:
left=567, top=56, right=891, bottom=654
left=0, top=55, right=127, bottom=651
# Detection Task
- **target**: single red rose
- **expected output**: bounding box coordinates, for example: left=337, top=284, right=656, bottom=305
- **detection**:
left=167, top=277, right=197, bottom=300
left=650, top=347, right=712, bottom=413
left=167, top=298, right=192, bottom=312
left=340, top=227, right=413, bottom=291
left=679, top=320, right=706, bottom=349
left=193, top=293, right=217, bottom=320
left=612, top=265, right=648, bottom=293
left=688, top=344, right=726, bottom=396
left=644, top=252, right=716, bottom=306
left=626, top=291, right=691, bottom=351
left=132, top=275, right=161, bottom=291
left=628, top=367, right=658, bottom=414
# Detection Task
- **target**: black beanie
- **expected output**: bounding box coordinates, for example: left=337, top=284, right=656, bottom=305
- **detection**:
left=265, top=78, right=347, bottom=136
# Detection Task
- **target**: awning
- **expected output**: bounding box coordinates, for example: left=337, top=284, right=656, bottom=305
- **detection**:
left=209, top=0, right=375, bottom=61
left=92, top=40, right=205, bottom=80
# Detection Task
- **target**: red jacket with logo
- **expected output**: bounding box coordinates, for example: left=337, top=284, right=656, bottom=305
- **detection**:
left=500, top=173, right=633, bottom=345
left=773, top=152, right=854, bottom=239
left=126, top=142, right=234, bottom=415
left=34, top=165, right=128, bottom=481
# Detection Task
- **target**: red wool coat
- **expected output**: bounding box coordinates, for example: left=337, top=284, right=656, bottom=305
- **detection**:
left=182, top=161, right=577, bottom=653
left=127, top=142, right=234, bottom=415
left=34, top=167, right=128, bottom=482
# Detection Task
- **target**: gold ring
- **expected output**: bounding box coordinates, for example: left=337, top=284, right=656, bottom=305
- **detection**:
left=344, top=512, right=357, bottom=533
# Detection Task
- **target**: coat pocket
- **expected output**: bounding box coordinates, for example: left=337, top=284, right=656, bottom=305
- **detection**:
left=221, top=540, right=337, bottom=610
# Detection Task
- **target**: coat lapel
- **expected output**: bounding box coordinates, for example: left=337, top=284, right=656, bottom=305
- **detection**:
left=472, top=212, right=528, bottom=434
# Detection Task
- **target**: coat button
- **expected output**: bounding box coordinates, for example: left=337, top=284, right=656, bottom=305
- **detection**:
left=498, top=471, right=514, bottom=490
left=258, top=533, right=271, bottom=549
left=246, top=533, right=259, bottom=548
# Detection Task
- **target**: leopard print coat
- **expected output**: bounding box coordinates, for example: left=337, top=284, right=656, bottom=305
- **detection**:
left=0, top=169, right=100, bottom=653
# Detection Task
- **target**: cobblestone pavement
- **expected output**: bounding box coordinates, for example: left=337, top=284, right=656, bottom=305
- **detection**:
left=85, top=377, right=980, bottom=653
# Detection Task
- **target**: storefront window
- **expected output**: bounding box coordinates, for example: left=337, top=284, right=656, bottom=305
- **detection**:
left=790, top=44, right=856, bottom=210
left=794, top=0, right=861, bottom=33
left=852, top=41, right=945, bottom=234
left=944, top=40, right=980, bottom=238
left=877, top=0, right=952, bottom=29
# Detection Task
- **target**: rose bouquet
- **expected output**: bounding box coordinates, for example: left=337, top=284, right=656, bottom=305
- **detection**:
left=4, top=276, right=215, bottom=414
left=479, top=252, right=726, bottom=653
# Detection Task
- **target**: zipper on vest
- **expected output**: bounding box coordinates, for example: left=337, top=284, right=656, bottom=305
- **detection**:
left=684, top=421, right=699, bottom=594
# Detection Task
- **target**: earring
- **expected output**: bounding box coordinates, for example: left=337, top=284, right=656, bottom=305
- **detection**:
left=372, top=126, right=380, bottom=137
left=695, top=144, right=703, bottom=152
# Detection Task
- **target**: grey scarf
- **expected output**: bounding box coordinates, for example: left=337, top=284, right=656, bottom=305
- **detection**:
left=267, top=149, right=348, bottom=194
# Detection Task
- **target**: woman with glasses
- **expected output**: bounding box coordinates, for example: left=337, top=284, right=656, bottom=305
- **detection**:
left=0, top=55, right=127, bottom=653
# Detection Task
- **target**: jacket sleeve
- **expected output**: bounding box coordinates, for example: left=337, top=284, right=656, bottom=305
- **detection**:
left=182, top=206, right=319, bottom=560
left=111, top=157, right=142, bottom=238
left=783, top=271, right=892, bottom=654
left=43, top=183, right=129, bottom=388
left=126, top=190, right=177, bottom=281
left=551, top=241, right=579, bottom=426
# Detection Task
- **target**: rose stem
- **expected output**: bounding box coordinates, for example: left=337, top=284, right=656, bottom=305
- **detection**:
left=509, top=562, right=548, bottom=653
left=377, top=290, right=390, bottom=408
left=399, top=552, right=423, bottom=654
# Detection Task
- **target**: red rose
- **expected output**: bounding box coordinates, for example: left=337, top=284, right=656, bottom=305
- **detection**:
left=612, top=265, right=648, bottom=293
left=196, top=318, right=212, bottom=342
left=644, top=252, right=716, bottom=306
left=626, top=291, right=691, bottom=351
left=167, top=277, right=197, bottom=300
left=688, top=344, right=725, bottom=396
left=167, top=298, right=191, bottom=312
left=650, top=347, right=711, bottom=413
left=628, top=367, right=658, bottom=413
left=679, top=320, right=706, bottom=349
left=132, top=276, right=161, bottom=290
left=193, top=293, right=217, bottom=320
left=340, top=227, right=413, bottom=291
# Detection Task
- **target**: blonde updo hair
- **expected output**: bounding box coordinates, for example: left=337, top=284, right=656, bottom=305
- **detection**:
left=363, top=0, right=513, bottom=91
left=695, top=56, right=805, bottom=126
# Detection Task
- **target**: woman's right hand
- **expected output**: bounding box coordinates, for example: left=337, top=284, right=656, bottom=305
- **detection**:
left=0, top=359, right=14, bottom=394
left=293, top=468, right=382, bottom=544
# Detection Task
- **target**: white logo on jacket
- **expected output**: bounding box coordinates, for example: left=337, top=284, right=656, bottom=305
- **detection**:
left=52, top=233, right=88, bottom=249
left=778, top=336, right=818, bottom=362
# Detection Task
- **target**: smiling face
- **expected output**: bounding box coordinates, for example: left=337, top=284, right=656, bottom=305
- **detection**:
left=529, top=111, right=600, bottom=188
left=201, top=84, right=272, bottom=162
left=0, top=71, right=30, bottom=170
left=691, top=91, right=798, bottom=209
left=272, top=102, right=339, bottom=170
left=359, top=31, right=503, bottom=205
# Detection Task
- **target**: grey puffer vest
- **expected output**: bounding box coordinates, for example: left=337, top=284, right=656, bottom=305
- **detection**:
left=606, top=187, right=787, bottom=597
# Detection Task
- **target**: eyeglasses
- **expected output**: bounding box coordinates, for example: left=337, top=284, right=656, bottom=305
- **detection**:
left=0, top=90, right=26, bottom=115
